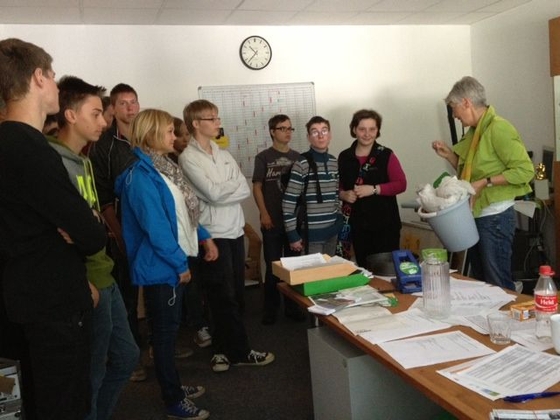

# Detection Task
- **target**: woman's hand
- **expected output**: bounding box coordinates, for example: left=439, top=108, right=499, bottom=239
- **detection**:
left=432, top=141, right=458, bottom=168
left=179, top=270, right=192, bottom=284
left=354, top=184, right=376, bottom=198
left=339, top=189, right=357, bottom=203
left=89, top=282, right=100, bottom=308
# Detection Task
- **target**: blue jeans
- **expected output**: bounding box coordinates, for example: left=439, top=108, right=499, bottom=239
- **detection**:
left=144, top=283, right=185, bottom=406
left=86, top=283, right=139, bottom=420
left=469, top=206, right=516, bottom=291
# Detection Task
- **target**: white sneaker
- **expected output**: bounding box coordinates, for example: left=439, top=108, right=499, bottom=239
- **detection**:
left=194, top=327, right=212, bottom=348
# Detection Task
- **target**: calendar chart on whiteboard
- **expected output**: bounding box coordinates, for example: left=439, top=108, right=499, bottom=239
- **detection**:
left=199, top=82, right=316, bottom=177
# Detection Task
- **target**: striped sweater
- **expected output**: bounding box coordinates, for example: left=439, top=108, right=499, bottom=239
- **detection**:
left=282, top=148, right=341, bottom=244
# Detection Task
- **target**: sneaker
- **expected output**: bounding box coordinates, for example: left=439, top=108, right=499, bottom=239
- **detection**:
left=166, top=397, right=209, bottom=420
left=130, top=365, right=147, bottom=382
left=232, top=350, right=275, bottom=367
left=149, top=346, right=194, bottom=359
left=181, top=385, right=205, bottom=399
left=175, top=347, right=195, bottom=359
left=211, top=354, right=230, bottom=373
left=194, top=327, right=212, bottom=348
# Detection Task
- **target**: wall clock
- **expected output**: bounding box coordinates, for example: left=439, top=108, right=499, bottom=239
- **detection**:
left=239, top=36, right=272, bottom=70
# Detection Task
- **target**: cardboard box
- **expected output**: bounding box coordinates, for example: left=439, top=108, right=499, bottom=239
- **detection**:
left=272, top=254, right=357, bottom=286
left=510, top=300, right=535, bottom=321
left=293, top=273, right=371, bottom=296
left=0, top=358, right=23, bottom=420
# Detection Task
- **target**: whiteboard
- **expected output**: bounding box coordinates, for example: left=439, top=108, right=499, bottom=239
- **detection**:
left=199, top=82, right=316, bottom=177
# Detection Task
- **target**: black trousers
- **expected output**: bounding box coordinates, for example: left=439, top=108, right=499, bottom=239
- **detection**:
left=198, top=237, right=250, bottom=361
left=352, top=226, right=401, bottom=269
left=23, top=309, right=92, bottom=420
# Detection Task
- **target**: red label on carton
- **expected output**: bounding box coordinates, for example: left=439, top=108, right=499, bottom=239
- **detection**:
left=535, top=294, right=558, bottom=312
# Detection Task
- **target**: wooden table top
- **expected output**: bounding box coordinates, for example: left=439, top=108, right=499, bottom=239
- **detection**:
left=278, top=276, right=560, bottom=420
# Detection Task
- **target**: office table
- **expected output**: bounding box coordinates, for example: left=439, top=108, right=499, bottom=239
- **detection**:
left=278, top=276, right=560, bottom=420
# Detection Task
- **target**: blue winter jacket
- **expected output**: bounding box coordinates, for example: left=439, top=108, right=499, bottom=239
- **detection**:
left=114, top=148, right=210, bottom=287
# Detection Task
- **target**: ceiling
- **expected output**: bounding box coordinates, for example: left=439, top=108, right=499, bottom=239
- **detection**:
left=0, top=0, right=533, bottom=26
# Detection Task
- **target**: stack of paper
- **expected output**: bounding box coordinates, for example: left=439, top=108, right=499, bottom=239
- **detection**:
left=437, top=345, right=560, bottom=401
left=308, top=285, right=389, bottom=315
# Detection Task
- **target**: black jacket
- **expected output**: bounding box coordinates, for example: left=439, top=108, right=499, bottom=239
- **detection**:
left=0, top=122, right=107, bottom=323
left=338, top=141, right=401, bottom=232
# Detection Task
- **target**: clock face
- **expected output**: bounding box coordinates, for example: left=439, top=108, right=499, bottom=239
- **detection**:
left=239, top=36, right=272, bottom=70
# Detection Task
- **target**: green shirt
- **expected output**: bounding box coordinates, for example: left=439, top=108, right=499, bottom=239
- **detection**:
left=453, top=106, right=534, bottom=217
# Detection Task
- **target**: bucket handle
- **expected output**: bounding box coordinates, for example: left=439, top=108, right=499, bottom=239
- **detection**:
left=417, top=206, right=437, bottom=219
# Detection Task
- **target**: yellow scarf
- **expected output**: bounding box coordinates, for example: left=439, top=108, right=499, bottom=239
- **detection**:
left=459, top=108, right=488, bottom=182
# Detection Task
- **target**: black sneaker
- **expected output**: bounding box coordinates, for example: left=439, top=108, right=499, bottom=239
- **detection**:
left=232, top=350, right=275, bottom=367
left=181, top=385, right=205, bottom=399
left=166, top=397, right=209, bottom=420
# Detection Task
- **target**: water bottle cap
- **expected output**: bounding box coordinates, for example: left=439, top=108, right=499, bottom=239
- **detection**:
left=539, top=265, right=556, bottom=276
left=421, top=248, right=447, bottom=263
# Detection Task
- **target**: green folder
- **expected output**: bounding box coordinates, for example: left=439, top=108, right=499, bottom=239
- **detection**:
left=292, top=273, right=371, bottom=296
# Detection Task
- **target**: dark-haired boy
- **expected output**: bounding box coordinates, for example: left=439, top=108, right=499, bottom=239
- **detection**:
left=0, top=38, right=107, bottom=419
left=252, top=114, right=304, bottom=325
left=88, top=83, right=146, bottom=380
left=51, top=75, right=139, bottom=420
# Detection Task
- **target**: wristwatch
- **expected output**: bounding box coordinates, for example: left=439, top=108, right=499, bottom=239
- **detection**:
left=486, top=177, right=493, bottom=187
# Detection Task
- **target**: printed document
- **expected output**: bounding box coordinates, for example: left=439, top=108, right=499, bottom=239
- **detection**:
left=358, top=308, right=451, bottom=345
left=438, top=344, right=560, bottom=400
left=378, top=330, right=495, bottom=369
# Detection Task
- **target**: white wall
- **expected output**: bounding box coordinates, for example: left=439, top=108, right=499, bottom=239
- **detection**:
left=472, top=0, right=559, bottom=159
left=472, top=0, right=559, bottom=267
left=0, top=24, right=471, bottom=229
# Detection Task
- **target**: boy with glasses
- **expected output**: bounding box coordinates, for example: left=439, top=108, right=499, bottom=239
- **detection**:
left=282, top=116, right=342, bottom=256
left=252, top=114, right=305, bottom=325
left=179, top=99, right=275, bottom=373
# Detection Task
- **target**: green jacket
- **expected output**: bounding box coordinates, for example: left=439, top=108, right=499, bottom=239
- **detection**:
left=453, top=106, right=534, bottom=217
left=49, top=137, right=115, bottom=289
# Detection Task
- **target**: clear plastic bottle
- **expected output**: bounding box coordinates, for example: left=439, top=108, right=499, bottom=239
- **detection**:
left=421, top=249, right=450, bottom=319
left=534, top=265, right=557, bottom=340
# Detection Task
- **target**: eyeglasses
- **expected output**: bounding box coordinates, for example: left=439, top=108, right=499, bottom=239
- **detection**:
left=198, top=117, right=221, bottom=123
left=309, top=128, right=330, bottom=137
left=274, top=127, right=295, bottom=132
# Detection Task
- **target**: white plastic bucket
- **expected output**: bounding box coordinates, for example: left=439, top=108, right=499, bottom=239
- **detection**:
left=417, top=196, right=479, bottom=252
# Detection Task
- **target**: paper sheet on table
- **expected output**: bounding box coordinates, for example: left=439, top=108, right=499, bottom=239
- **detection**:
left=332, top=305, right=392, bottom=334
left=378, top=330, right=495, bottom=369
left=358, top=308, right=451, bottom=345
left=438, top=344, right=560, bottom=400
left=280, top=253, right=327, bottom=270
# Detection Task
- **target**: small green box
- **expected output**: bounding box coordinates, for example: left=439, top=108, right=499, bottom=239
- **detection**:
left=292, top=273, right=371, bottom=296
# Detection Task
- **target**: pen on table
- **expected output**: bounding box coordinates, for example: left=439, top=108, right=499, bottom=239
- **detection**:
left=503, top=391, right=560, bottom=403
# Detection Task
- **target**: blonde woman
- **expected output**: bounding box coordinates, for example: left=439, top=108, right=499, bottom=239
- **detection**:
left=115, top=109, right=217, bottom=420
